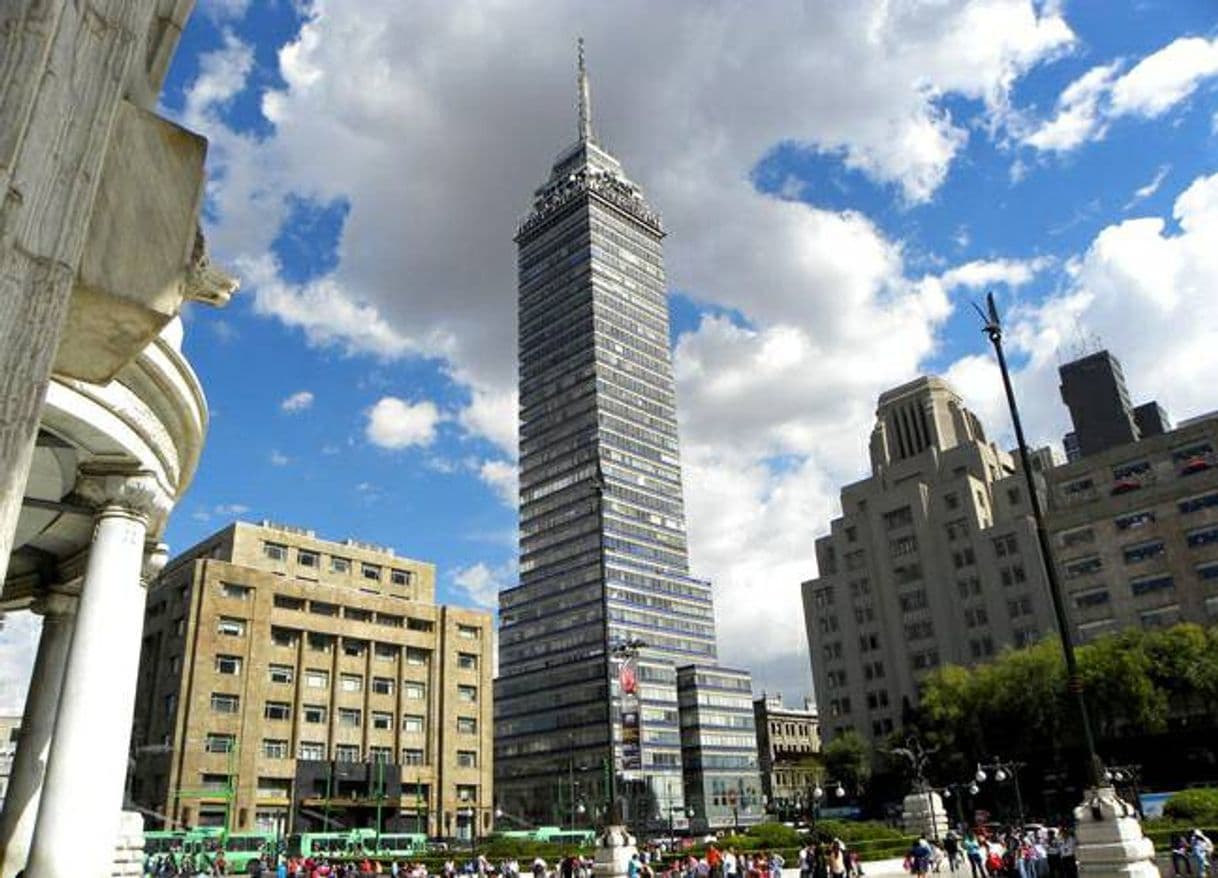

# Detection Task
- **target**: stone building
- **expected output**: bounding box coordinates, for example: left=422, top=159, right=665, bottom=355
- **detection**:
left=752, top=694, right=820, bottom=814
left=129, top=521, right=494, bottom=839
left=801, top=377, right=1057, bottom=746
left=0, top=718, right=19, bottom=811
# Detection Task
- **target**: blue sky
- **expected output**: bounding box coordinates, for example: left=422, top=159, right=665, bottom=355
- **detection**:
left=7, top=0, right=1216, bottom=710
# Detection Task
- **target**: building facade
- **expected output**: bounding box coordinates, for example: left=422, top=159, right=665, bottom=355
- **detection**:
left=129, top=521, right=494, bottom=838
left=752, top=694, right=820, bottom=816
left=801, top=377, right=1057, bottom=746
left=803, top=358, right=1218, bottom=748
left=496, top=47, right=753, bottom=829
left=0, top=717, right=19, bottom=811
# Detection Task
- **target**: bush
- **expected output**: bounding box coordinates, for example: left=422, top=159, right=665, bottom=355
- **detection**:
left=1164, top=789, right=1218, bottom=825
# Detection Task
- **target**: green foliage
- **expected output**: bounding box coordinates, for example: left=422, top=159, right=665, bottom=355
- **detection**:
left=915, top=621, right=1218, bottom=771
left=743, top=823, right=800, bottom=848
left=824, top=729, right=871, bottom=790
left=811, top=820, right=907, bottom=844
left=1164, top=789, right=1218, bottom=825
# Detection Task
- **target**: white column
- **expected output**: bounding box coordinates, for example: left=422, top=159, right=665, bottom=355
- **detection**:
left=24, top=470, right=169, bottom=878
left=0, top=592, right=77, bottom=878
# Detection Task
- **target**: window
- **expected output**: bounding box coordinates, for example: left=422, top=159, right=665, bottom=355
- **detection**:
left=969, top=637, right=995, bottom=659
left=957, top=576, right=982, bottom=598
left=402, top=715, right=425, bottom=734
left=1130, top=575, right=1174, bottom=597
left=1124, top=540, right=1166, bottom=564
left=361, top=563, right=381, bottom=581
left=904, top=620, right=934, bottom=641
left=404, top=682, right=426, bottom=700
left=372, top=711, right=393, bottom=730
left=268, top=664, right=293, bottom=684
left=372, top=677, right=394, bottom=695
left=1115, top=510, right=1156, bottom=531
left=944, top=492, right=960, bottom=510
left=343, top=639, right=367, bottom=657
left=271, top=627, right=297, bottom=648
left=945, top=519, right=969, bottom=542
left=1065, top=556, right=1102, bottom=578
left=1187, top=526, right=1218, bottom=548
left=407, top=617, right=434, bottom=633
left=215, top=655, right=242, bottom=675
left=883, top=506, right=913, bottom=530
left=256, top=777, right=291, bottom=798
left=1007, top=487, right=1021, bottom=506
left=310, top=601, right=338, bottom=617
left=217, top=617, right=246, bottom=637
left=457, top=685, right=478, bottom=703
left=331, top=556, right=351, bottom=574
left=298, top=549, right=319, bottom=568
left=205, top=734, right=235, bottom=753
left=1059, top=527, right=1095, bottom=548
left=405, top=647, right=429, bottom=666
left=1112, top=460, right=1151, bottom=481
left=1140, top=605, right=1182, bottom=628
left=220, top=583, right=251, bottom=600
left=457, top=750, right=478, bottom=768
left=457, top=625, right=480, bottom=640
left=457, top=717, right=477, bottom=735
left=369, top=746, right=393, bottom=764
left=1074, top=588, right=1110, bottom=609
left=457, top=653, right=478, bottom=670
left=1197, top=561, right=1218, bottom=581
left=890, top=535, right=918, bottom=557
left=264, top=701, right=291, bottom=721
left=377, top=612, right=403, bottom=628
left=335, top=744, right=360, bottom=762
left=263, top=542, right=287, bottom=561
left=375, top=643, right=398, bottom=661
left=302, top=705, right=327, bottom=724
left=1007, top=595, right=1033, bottom=618
left=307, top=633, right=332, bottom=652
left=992, top=534, right=1018, bottom=557
left=402, top=748, right=425, bottom=765
left=201, top=773, right=230, bottom=791
left=340, top=674, right=363, bottom=693
left=304, top=670, right=329, bottom=689
left=337, top=708, right=361, bottom=727
left=456, top=785, right=478, bottom=803
left=952, top=548, right=976, bottom=569
left=391, top=569, right=412, bottom=586
left=298, top=741, right=325, bottom=760
left=898, top=590, right=928, bottom=613
left=344, top=607, right=373, bottom=622
left=210, top=693, right=239, bottom=713
left=964, top=607, right=988, bottom=628
left=1180, top=491, right=1218, bottom=514
left=262, top=739, right=289, bottom=759
left=273, top=595, right=305, bottom=611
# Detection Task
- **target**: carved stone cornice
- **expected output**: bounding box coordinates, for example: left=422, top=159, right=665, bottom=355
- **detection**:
left=31, top=589, right=79, bottom=620
left=73, top=466, right=173, bottom=531
left=142, top=541, right=169, bottom=583
left=182, top=225, right=239, bottom=307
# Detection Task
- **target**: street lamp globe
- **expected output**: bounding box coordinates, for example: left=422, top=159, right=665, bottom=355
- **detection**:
left=813, top=786, right=824, bottom=801
left=995, top=769, right=1007, bottom=782
left=942, top=788, right=952, bottom=799
left=975, top=768, right=987, bottom=784
left=969, top=783, right=980, bottom=796
left=834, top=784, right=846, bottom=798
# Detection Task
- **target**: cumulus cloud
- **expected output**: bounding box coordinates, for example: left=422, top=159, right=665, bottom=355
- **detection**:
left=1125, top=164, right=1171, bottom=210
left=281, top=390, right=315, bottom=413
left=1023, top=36, right=1218, bottom=153
left=365, top=397, right=441, bottom=450
left=451, top=561, right=515, bottom=609
left=182, top=30, right=254, bottom=126
left=269, top=450, right=290, bottom=466
left=184, top=0, right=1075, bottom=697
left=478, top=459, right=518, bottom=508
left=938, top=256, right=1052, bottom=291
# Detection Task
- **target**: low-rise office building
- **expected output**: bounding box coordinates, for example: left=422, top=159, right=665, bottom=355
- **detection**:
left=129, top=521, right=494, bottom=838
left=752, top=694, right=819, bottom=814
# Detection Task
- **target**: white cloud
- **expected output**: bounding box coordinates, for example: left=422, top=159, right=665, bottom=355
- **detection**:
left=270, top=450, right=290, bottom=466
left=185, top=0, right=1074, bottom=697
left=365, top=397, right=441, bottom=450
left=281, top=390, right=315, bottom=413
left=182, top=31, right=254, bottom=126
left=938, top=256, right=1052, bottom=290
left=1125, top=164, right=1171, bottom=209
left=451, top=561, right=515, bottom=609
left=478, top=459, right=518, bottom=508
left=199, top=0, right=251, bottom=22
left=1024, top=36, right=1218, bottom=153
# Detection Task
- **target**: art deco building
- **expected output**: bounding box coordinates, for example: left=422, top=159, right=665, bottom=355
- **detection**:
left=129, top=521, right=494, bottom=839
left=495, top=46, right=756, bottom=829
left=801, top=377, right=1056, bottom=746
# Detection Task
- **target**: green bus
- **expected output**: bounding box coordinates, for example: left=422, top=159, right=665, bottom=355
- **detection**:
left=143, top=828, right=275, bottom=871
left=501, top=826, right=596, bottom=847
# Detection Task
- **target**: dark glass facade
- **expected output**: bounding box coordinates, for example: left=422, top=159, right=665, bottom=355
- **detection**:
left=495, top=126, right=718, bottom=826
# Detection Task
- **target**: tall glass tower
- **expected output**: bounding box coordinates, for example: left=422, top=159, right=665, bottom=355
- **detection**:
left=495, top=44, right=721, bottom=827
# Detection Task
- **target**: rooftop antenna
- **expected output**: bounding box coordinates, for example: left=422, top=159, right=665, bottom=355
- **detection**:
left=577, top=37, right=592, bottom=143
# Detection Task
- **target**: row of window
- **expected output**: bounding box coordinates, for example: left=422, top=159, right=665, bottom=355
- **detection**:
left=209, top=695, right=477, bottom=729
left=217, top=655, right=476, bottom=688
left=204, top=719, right=479, bottom=754
left=260, top=542, right=417, bottom=586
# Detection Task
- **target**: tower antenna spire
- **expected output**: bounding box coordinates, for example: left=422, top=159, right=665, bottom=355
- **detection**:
left=577, top=36, right=592, bottom=142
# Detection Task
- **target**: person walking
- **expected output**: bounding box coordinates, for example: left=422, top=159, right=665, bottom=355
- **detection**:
left=963, top=833, right=985, bottom=878
left=943, top=833, right=960, bottom=875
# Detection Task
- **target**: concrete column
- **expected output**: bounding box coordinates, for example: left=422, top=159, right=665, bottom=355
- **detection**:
left=0, top=591, right=78, bottom=878
left=24, top=470, right=169, bottom=878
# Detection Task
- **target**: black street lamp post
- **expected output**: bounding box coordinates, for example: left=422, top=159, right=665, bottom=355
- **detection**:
left=976, top=759, right=1026, bottom=828
left=977, top=292, right=1104, bottom=789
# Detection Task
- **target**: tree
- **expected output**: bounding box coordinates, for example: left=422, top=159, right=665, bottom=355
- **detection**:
left=824, top=729, right=871, bottom=792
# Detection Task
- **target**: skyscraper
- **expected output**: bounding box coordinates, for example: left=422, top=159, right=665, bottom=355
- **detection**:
left=496, top=45, right=758, bottom=830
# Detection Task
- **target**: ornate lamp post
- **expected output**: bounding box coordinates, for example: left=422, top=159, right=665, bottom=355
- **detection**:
left=976, top=759, right=1026, bottom=828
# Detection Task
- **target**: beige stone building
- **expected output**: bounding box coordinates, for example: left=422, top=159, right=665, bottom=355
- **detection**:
left=801, top=377, right=1058, bottom=746
left=752, top=694, right=819, bottom=816
left=129, top=521, right=494, bottom=838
